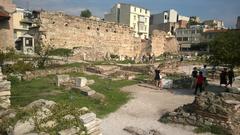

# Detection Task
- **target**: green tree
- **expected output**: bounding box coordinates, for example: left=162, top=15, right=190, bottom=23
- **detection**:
left=80, top=9, right=92, bottom=18
left=208, top=31, right=240, bottom=67
left=35, top=43, right=54, bottom=69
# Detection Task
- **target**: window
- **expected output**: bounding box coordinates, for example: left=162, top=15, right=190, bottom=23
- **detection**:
left=145, top=18, right=148, bottom=23
left=145, top=10, right=148, bottom=14
left=145, top=26, right=147, bottom=31
left=177, top=37, right=182, bottom=41
left=133, top=23, right=136, bottom=29
left=134, top=7, right=136, bottom=12
left=183, top=37, right=188, bottom=41
left=140, top=9, right=142, bottom=13
left=165, top=15, right=167, bottom=20
left=134, top=15, right=136, bottom=20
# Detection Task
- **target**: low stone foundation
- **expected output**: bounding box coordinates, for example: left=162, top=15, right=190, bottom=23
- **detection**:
left=23, top=67, right=84, bottom=80
left=0, top=67, right=11, bottom=109
left=160, top=92, right=240, bottom=135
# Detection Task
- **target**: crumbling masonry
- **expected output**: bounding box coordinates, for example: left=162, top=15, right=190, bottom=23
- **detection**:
left=29, top=11, right=179, bottom=61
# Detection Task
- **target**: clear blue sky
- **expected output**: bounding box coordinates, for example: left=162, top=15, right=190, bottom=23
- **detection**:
left=13, top=0, right=240, bottom=28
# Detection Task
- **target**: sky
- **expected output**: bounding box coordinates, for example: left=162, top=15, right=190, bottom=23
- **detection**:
left=12, top=0, right=240, bottom=28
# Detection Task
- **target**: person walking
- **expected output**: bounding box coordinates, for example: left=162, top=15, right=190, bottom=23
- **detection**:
left=154, top=66, right=162, bottom=89
left=191, top=67, right=198, bottom=89
left=227, top=68, right=235, bottom=87
left=220, top=68, right=228, bottom=87
left=201, top=65, right=208, bottom=90
left=194, top=71, right=204, bottom=95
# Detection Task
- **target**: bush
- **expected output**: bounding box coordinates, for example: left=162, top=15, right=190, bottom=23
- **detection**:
left=2, top=60, right=34, bottom=74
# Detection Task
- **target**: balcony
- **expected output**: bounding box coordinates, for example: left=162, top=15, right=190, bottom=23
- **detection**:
left=20, top=18, right=33, bottom=24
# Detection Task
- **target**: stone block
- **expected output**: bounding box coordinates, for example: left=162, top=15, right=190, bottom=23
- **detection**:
left=84, top=118, right=101, bottom=131
left=74, top=86, right=96, bottom=96
left=79, top=113, right=96, bottom=124
left=75, top=77, right=87, bottom=87
left=56, top=75, right=70, bottom=87
left=0, top=80, right=11, bottom=90
left=162, top=79, right=173, bottom=89
left=0, top=91, right=11, bottom=96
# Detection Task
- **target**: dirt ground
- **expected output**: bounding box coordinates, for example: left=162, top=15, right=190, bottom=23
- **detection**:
left=101, top=84, right=212, bottom=135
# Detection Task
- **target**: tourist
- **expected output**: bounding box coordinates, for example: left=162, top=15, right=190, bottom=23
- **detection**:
left=220, top=68, right=228, bottom=87
left=227, top=68, right=235, bottom=87
left=194, top=71, right=204, bottom=95
left=154, top=66, right=162, bottom=89
left=191, top=67, right=198, bottom=89
left=201, top=65, right=208, bottom=90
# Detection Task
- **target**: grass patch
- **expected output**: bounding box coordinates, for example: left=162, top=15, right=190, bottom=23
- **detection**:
left=11, top=72, right=138, bottom=117
left=194, top=125, right=231, bottom=135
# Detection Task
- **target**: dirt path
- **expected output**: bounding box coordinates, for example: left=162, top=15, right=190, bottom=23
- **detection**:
left=101, top=84, right=212, bottom=135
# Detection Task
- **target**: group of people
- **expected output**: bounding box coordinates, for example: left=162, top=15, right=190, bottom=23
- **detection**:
left=141, top=53, right=155, bottom=64
left=191, top=65, right=208, bottom=95
left=220, top=68, right=235, bottom=87
left=192, top=65, right=235, bottom=95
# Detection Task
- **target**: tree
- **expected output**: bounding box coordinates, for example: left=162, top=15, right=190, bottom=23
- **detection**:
left=208, top=31, right=240, bottom=67
left=35, top=43, right=54, bottom=69
left=80, top=9, right=92, bottom=18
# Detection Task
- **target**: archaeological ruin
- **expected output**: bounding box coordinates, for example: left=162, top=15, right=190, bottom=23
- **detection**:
left=29, top=11, right=179, bottom=61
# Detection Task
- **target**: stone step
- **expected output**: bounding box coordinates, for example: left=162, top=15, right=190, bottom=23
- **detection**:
left=87, top=126, right=101, bottom=135
left=0, top=91, right=11, bottom=96
left=84, top=118, right=101, bottom=131
left=89, top=129, right=102, bottom=135
left=0, top=81, right=11, bottom=90
left=79, top=113, right=96, bottom=124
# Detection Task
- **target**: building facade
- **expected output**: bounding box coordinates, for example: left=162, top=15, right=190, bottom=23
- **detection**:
left=13, top=8, right=33, bottom=40
left=203, top=20, right=225, bottom=30
left=104, top=3, right=150, bottom=39
left=150, top=9, right=189, bottom=35
left=175, top=26, right=203, bottom=51
left=0, top=0, right=16, bottom=49
left=237, top=16, right=240, bottom=29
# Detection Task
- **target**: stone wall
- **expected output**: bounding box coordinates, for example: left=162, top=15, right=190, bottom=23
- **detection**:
left=160, top=92, right=240, bottom=135
left=23, top=67, right=84, bottom=80
left=151, top=30, right=179, bottom=56
left=30, top=11, right=147, bottom=61
left=0, top=0, right=16, bottom=49
left=0, top=67, right=11, bottom=108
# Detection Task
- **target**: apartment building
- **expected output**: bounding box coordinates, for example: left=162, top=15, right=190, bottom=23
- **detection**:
left=13, top=8, right=33, bottom=40
left=104, top=3, right=150, bottom=39
left=203, top=20, right=225, bottom=30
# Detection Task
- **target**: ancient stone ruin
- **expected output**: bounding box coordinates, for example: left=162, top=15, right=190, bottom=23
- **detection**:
left=160, top=92, right=240, bottom=135
left=29, top=11, right=179, bottom=61
left=56, top=74, right=97, bottom=96
left=0, top=99, right=102, bottom=135
left=0, top=67, right=11, bottom=109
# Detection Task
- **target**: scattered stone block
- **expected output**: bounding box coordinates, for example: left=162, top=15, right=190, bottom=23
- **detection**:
left=162, top=79, right=173, bottom=89
left=74, top=86, right=96, bottom=96
left=14, top=118, right=35, bottom=135
left=75, top=77, right=87, bottom=87
left=56, top=75, right=70, bottom=87
left=87, top=79, right=95, bottom=85
left=79, top=112, right=96, bottom=124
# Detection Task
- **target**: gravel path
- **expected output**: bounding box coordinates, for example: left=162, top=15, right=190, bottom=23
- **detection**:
left=101, top=84, right=211, bottom=135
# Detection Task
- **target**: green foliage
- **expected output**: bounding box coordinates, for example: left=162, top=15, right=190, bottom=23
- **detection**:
left=2, top=60, right=34, bottom=74
left=80, top=9, right=92, bottom=18
left=208, top=31, right=240, bottom=67
left=35, top=43, right=54, bottom=69
left=194, top=125, right=231, bottom=135
left=0, top=48, right=19, bottom=65
left=49, top=48, right=73, bottom=57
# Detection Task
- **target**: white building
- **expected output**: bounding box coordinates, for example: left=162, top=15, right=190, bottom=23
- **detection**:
left=104, top=3, right=150, bottom=39
left=151, top=9, right=189, bottom=25
left=203, top=20, right=225, bottom=30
